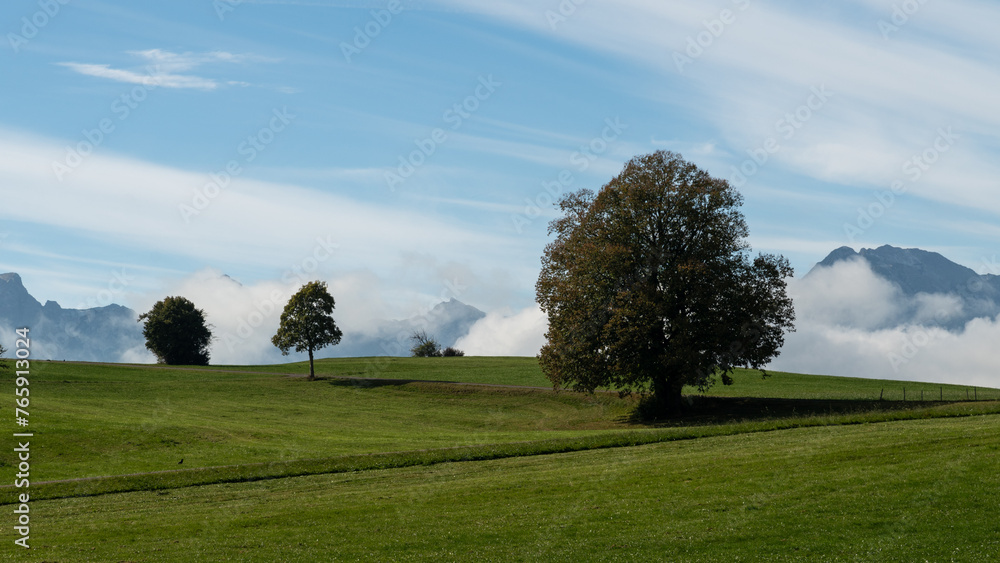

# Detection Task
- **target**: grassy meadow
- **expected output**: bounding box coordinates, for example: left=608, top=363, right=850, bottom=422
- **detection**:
left=3, top=357, right=1000, bottom=561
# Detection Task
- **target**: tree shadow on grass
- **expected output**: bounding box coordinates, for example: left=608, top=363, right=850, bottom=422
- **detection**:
left=321, top=377, right=421, bottom=389
left=628, top=395, right=953, bottom=426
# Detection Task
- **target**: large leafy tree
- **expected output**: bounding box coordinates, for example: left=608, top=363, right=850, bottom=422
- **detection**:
left=139, top=296, right=212, bottom=365
left=536, top=151, right=795, bottom=416
left=272, top=281, right=343, bottom=380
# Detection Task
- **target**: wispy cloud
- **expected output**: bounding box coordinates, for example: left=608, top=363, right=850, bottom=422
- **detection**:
left=57, top=49, right=278, bottom=90
left=0, top=129, right=538, bottom=311
left=57, top=62, right=219, bottom=90
left=438, top=0, right=1000, bottom=219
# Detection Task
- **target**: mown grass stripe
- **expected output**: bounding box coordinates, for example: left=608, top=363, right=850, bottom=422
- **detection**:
left=6, top=400, right=998, bottom=505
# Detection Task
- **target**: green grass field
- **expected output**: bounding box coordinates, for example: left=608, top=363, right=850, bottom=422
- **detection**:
left=3, top=358, right=1000, bottom=561
left=11, top=360, right=632, bottom=482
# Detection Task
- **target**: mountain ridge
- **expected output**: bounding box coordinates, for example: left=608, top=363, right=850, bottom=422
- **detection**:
left=0, top=273, right=486, bottom=362
left=809, top=245, right=1000, bottom=330
left=0, top=272, right=147, bottom=361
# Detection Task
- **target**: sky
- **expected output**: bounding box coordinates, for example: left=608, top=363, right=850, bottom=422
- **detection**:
left=2, top=0, right=999, bottom=382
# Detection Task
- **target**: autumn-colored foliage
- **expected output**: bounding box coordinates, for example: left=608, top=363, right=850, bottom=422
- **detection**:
left=536, top=151, right=795, bottom=416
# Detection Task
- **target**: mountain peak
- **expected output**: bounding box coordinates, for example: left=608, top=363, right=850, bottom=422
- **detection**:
left=427, top=298, right=485, bottom=324
left=432, top=298, right=476, bottom=312
left=814, top=246, right=858, bottom=268
left=0, top=273, right=144, bottom=361
left=0, top=272, right=37, bottom=309
left=812, top=244, right=995, bottom=304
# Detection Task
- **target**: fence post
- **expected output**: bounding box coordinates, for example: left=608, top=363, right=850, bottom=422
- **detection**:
left=940, top=387, right=943, bottom=401
left=879, top=388, right=884, bottom=401
left=903, top=387, right=906, bottom=401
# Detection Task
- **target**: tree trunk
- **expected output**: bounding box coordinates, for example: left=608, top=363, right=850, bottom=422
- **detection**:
left=651, top=375, right=685, bottom=418
left=308, top=348, right=315, bottom=380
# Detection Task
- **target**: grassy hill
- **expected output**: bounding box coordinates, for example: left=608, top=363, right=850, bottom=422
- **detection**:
left=3, top=358, right=999, bottom=561
left=220, top=356, right=997, bottom=401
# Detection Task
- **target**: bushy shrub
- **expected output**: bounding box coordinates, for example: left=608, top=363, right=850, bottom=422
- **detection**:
left=410, top=331, right=442, bottom=357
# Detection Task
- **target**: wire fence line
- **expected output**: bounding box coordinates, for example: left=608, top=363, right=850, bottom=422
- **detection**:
left=878, top=386, right=998, bottom=402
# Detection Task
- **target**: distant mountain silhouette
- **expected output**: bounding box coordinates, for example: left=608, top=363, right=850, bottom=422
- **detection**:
left=813, top=245, right=997, bottom=295
left=0, top=272, right=488, bottom=362
left=809, top=245, right=1000, bottom=330
left=0, top=273, right=145, bottom=361
left=332, top=298, right=486, bottom=357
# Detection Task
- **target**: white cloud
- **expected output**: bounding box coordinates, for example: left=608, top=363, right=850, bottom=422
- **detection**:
left=455, top=305, right=547, bottom=356
left=0, top=131, right=518, bottom=278
left=771, top=259, right=1000, bottom=388
left=58, top=62, right=219, bottom=90
left=138, top=268, right=391, bottom=365
left=0, top=129, right=542, bottom=323
left=438, top=0, right=1000, bottom=219
left=139, top=269, right=296, bottom=365
left=789, top=258, right=904, bottom=330
left=57, top=49, right=277, bottom=90
left=119, top=345, right=155, bottom=364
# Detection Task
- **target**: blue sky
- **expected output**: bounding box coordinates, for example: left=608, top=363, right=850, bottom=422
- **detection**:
left=3, top=0, right=1000, bottom=367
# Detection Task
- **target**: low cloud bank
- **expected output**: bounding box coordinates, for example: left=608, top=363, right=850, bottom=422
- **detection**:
left=455, top=306, right=547, bottom=356
left=140, top=268, right=399, bottom=365
left=770, top=259, right=1000, bottom=388
left=131, top=259, right=1000, bottom=388
left=139, top=268, right=490, bottom=364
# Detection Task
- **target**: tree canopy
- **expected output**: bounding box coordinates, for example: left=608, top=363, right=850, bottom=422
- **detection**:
left=272, top=281, right=343, bottom=379
left=536, top=151, right=795, bottom=416
left=139, top=296, right=212, bottom=365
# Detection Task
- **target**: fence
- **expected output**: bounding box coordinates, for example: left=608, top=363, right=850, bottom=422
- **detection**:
left=877, top=386, right=998, bottom=402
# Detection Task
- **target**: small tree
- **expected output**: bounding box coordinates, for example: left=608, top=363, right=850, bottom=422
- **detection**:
left=409, top=331, right=442, bottom=357
left=442, top=347, right=465, bottom=357
left=0, top=344, right=7, bottom=372
left=139, top=296, right=212, bottom=365
left=272, top=281, right=343, bottom=380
